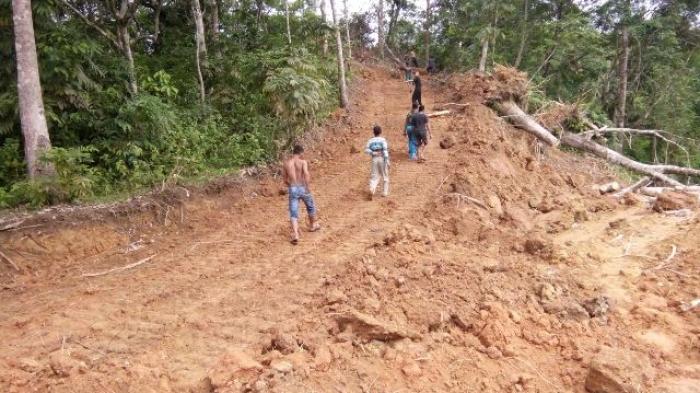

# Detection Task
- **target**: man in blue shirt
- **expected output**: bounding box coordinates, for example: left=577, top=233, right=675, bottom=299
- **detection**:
left=365, top=125, right=390, bottom=200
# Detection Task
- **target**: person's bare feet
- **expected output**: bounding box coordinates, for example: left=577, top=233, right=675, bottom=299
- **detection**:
left=309, top=222, right=321, bottom=232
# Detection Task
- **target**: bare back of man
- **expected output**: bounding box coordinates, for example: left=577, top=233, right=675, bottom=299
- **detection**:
left=283, top=156, right=308, bottom=187
left=282, top=145, right=320, bottom=244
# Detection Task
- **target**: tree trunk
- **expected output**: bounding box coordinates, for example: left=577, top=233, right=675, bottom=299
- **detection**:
left=478, top=35, right=489, bottom=72
left=117, top=24, right=138, bottom=95
left=386, top=0, right=398, bottom=45
left=192, top=0, right=208, bottom=64
left=343, top=0, right=351, bottom=59
left=12, top=0, right=54, bottom=178
left=424, top=0, right=431, bottom=66
left=284, top=0, right=292, bottom=45
left=493, top=101, right=560, bottom=146
left=320, top=0, right=328, bottom=55
left=377, top=0, right=385, bottom=58
left=613, top=24, right=629, bottom=152
left=514, top=0, right=528, bottom=68
left=192, top=0, right=207, bottom=103
left=329, top=0, right=348, bottom=108
left=207, top=0, right=220, bottom=45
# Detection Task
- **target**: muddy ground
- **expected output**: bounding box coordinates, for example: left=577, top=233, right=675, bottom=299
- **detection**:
left=0, top=64, right=698, bottom=393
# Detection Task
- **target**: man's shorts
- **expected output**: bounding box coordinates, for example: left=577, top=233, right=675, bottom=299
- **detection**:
left=288, top=185, right=317, bottom=219
left=415, top=129, right=428, bottom=146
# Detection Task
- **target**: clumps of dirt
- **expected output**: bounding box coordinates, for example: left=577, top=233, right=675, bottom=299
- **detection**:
left=383, top=224, right=436, bottom=246
left=446, top=65, right=529, bottom=104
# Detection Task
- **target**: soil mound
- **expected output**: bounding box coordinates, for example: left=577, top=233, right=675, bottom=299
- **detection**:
left=447, top=65, right=529, bottom=103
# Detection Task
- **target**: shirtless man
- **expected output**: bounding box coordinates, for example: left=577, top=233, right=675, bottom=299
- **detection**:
left=282, top=144, right=320, bottom=244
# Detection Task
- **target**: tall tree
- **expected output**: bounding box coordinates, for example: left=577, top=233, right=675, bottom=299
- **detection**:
left=206, top=0, right=220, bottom=46
left=329, top=0, right=348, bottom=107
left=614, top=11, right=630, bottom=130
left=11, top=0, right=54, bottom=178
left=320, top=0, right=328, bottom=55
left=285, top=0, right=292, bottom=45
left=514, top=0, right=528, bottom=68
left=424, top=0, right=431, bottom=66
left=111, top=0, right=140, bottom=95
left=343, top=0, right=351, bottom=58
left=377, top=0, right=385, bottom=57
left=192, top=0, right=208, bottom=103
left=478, top=27, right=490, bottom=72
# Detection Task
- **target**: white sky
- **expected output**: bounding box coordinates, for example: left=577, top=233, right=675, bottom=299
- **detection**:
left=328, top=0, right=426, bottom=16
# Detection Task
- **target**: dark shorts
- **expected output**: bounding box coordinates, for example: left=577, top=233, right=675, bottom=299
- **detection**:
left=415, top=129, right=428, bottom=146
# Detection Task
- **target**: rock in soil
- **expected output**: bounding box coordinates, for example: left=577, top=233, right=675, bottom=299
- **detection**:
left=313, top=345, right=332, bottom=371
left=653, top=191, right=698, bottom=212
left=208, top=349, right=263, bottom=388
left=270, top=359, right=293, bottom=374
left=582, top=296, right=610, bottom=318
left=440, top=134, right=457, bottom=149
left=266, top=332, right=298, bottom=355
left=401, top=361, right=423, bottom=377
left=335, top=309, right=419, bottom=342
left=585, top=346, right=653, bottom=393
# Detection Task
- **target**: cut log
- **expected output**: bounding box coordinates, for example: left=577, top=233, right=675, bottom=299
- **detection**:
left=612, top=177, right=650, bottom=198
left=428, top=110, right=451, bottom=118
left=494, top=101, right=560, bottom=146
left=598, top=182, right=621, bottom=194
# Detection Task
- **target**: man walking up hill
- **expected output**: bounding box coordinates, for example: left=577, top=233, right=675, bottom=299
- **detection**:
left=411, top=70, right=423, bottom=106
left=282, top=145, right=320, bottom=244
left=410, top=105, right=431, bottom=162
left=365, top=125, right=390, bottom=200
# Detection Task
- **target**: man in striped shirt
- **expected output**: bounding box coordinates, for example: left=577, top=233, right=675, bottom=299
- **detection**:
left=365, top=125, right=390, bottom=200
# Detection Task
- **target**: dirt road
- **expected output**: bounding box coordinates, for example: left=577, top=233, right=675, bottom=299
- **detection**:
left=1, top=64, right=698, bottom=393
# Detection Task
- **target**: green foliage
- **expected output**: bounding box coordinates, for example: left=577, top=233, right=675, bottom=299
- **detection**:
left=263, top=49, right=332, bottom=137
left=42, top=146, right=98, bottom=200
left=0, top=0, right=339, bottom=209
left=0, top=138, right=25, bottom=187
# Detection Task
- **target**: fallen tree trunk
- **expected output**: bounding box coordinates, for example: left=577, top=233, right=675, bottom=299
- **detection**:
left=495, top=100, right=687, bottom=187
left=560, top=132, right=684, bottom=186
left=583, top=127, right=698, bottom=177
left=613, top=177, right=650, bottom=198
left=493, top=101, right=560, bottom=146
left=639, top=186, right=700, bottom=197
left=383, top=45, right=409, bottom=71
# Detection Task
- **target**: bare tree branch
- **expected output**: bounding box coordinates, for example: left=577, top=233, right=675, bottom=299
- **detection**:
left=59, top=0, right=121, bottom=50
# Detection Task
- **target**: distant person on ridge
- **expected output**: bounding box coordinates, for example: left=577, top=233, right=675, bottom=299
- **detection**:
left=282, top=145, right=320, bottom=244
left=427, top=57, right=436, bottom=74
left=410, top=51, right=419, bottom=68
left=404, top=102, right=419, bottom=160
left=410, top=105, right=431, bottom=162
left=365, top=125, right=390, bottom=199
left=411, top=70, right=423, bottom=106
left=403, top=55, right=413, bottom=82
